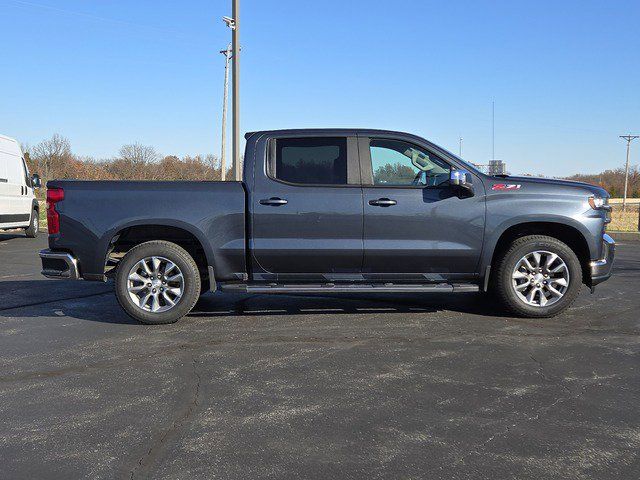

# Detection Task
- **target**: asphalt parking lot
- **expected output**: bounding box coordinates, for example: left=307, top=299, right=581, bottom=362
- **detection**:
left=0, top=234, right=639, bottom=479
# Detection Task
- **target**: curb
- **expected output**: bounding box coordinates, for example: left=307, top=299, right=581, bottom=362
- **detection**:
left=608, top=231, right=640, bottom=243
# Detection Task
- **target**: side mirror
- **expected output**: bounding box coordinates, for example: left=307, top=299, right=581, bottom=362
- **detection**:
left=450, top=169, right=474, bottom=195
left=32, top=174, right=42, bottom=189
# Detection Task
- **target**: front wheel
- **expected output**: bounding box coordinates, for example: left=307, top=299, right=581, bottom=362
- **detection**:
left=494, top=235, right=582, bottom=318
left=115, top=241, right=201, bottom=324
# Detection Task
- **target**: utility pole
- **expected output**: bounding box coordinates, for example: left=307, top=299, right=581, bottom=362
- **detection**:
left=222, top=0, right=240, bottom=181
left=459, top=137, right=463, bottom=157
left=232, top=0, right=241, bottom=181
left=620, top=134, right=639, bottom=211
left=220, top=43, right=232, bottom=181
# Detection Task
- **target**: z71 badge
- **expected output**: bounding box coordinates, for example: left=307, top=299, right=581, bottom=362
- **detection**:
left=492, top=184, right=522, bottom=191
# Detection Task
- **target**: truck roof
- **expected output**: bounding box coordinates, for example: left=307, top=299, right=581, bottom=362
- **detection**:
left=244, top=128, right=425, bottom=140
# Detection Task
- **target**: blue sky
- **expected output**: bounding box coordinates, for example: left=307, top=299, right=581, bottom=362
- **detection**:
left=1, top=0, right=639, bottom=176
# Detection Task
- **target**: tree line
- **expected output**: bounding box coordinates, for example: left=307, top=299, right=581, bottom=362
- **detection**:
left=24, top=134, right=233, bottom=198
left=566, top=166, right=640, bottom=198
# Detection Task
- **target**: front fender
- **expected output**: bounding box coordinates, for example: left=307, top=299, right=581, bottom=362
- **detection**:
left=479, top=214, right=599, bottom=276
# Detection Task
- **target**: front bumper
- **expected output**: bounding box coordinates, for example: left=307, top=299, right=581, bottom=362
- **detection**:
left=590, top=234, right=615, bottom=286
left=40, top=249, right=81, bottom=280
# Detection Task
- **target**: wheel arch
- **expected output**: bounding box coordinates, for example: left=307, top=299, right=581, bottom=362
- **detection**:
left=101, top=221, right=216, bottom=290
left=483, top=219, right=593, bottom=287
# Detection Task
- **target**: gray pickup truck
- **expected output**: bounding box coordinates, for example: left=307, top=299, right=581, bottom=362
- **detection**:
left=40, top=129, right=614, bottom=324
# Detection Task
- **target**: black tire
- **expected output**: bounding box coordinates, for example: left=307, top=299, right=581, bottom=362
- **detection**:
left=115, top=241, right=201, bottom=325
left=25, top=209, right=39, bottom=238
left=494, top=235, right=582, bottom=318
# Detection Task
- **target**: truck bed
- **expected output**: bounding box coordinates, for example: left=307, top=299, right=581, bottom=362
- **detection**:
left=47, top=180, right=247, bottom=282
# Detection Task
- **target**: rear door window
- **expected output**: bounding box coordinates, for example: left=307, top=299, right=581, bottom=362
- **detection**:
left=273, top=137, right=348, bottom=185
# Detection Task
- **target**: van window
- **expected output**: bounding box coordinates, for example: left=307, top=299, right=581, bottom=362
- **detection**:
left=21, top=158, right=30, bottom=186
left=273, top=137, right=348, bottom=185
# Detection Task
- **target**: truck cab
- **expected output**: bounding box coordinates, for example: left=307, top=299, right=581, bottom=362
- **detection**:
left=39, top=129, right=615, bottom=324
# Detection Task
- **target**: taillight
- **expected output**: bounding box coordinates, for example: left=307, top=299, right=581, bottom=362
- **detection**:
left=46, top=187, right=64, bottom=235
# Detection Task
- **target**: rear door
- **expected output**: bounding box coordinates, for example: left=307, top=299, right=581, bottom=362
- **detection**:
left=359, top=135, right=485, bottom=277
left=250, top=135, right=364, bottom=278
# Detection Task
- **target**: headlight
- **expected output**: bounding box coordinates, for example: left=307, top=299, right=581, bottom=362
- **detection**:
left=588, top=195, right=608, bottom=210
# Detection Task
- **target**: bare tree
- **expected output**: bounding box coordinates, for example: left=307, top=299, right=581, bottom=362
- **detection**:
left=30, top=134, right=72, bottom=180
left=118, top=143, right=159, bottom=166
left=115, top=143, right=159, bottom=180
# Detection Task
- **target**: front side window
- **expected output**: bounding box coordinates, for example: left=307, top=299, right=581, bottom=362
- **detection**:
left=21, top=158, right=30, bottom=186
left=370, top=139, right=450, bottom=187
left=274, top=137, right=347, bottom=185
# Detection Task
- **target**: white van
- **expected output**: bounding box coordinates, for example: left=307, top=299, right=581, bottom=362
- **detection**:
left=0, top=134, right=41, bottom=237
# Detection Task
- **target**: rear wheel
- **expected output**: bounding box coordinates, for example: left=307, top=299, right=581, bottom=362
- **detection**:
left=494, top=235, right=582, bottom=318
left=25, top=209, right=39, bottom=238
left=115, top=241, right=201, bottom=324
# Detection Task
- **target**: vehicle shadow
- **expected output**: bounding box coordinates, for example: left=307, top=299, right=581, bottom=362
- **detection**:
left=0, top=279, right=510, bottom=324
left=0, top=232, right=26, bottom=242
left=192, top=291, right=509, bottom=318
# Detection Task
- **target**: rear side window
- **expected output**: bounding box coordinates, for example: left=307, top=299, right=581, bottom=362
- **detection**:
left=273, top=137, right=347, bottom=185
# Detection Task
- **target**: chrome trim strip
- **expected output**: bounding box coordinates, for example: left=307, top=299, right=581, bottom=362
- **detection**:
left=590, top=234, right=615, bottom=268
left=590, top=259, right=607, bottom=267
left=603, top=233, right=615, bottom=244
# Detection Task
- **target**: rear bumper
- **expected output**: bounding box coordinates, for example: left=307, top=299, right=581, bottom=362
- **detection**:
left=590, top=234, right=615, bottom=286
left=40, top=249, right=81, bottom=280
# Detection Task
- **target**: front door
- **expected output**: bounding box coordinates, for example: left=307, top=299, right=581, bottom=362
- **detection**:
left=250, top=136, right=363, bottom=278
left=360, top=136, right=485, bottom=276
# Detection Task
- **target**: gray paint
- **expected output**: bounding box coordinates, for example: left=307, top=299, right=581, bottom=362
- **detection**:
left=47, top=180, right=246, bottom=281
left=44, top=129, right=612, bottom=288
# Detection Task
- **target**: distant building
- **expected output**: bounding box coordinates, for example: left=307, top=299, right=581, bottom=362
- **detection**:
left=471, top=160, right=507, bottom=176
left=488, top=160, right=507, bottom=176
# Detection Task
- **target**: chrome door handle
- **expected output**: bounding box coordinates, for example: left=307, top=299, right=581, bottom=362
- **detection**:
left=369, top=198, right=397, bottom=207
left=260, top=197, right=288, bottom=206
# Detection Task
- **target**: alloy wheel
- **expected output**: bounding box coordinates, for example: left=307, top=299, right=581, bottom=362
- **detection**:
left=127, top=256, right=184, bottom=313
left=511, top=250, right=570, bottom=307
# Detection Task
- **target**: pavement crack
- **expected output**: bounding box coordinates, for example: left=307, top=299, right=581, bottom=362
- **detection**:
left=529, top=354, right=572, bottom=395
left=129, top=352, right=202, bottom=480
left=458, top=353, right=586, bottom=463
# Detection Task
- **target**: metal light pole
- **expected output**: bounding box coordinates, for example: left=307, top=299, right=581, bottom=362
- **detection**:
left=220, top=43, right=232, bottom=181
left=222, top=0, right=240, bottom=181
left=620, top=134, right=639, bottom=211
left=232, top=0, right=241, bottom=181
left=459, top=137, right=463, bottom=157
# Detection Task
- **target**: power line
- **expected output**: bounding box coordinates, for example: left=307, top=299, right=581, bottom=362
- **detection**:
left=5, top=0, right=201, bottom=46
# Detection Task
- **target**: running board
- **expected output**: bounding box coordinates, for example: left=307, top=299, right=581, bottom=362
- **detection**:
left=221, top=282, right=480, bottom=294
